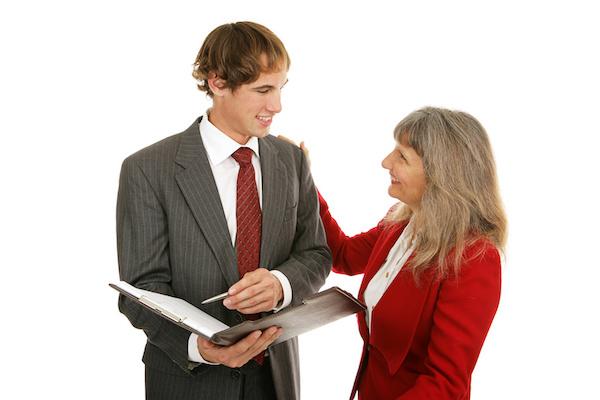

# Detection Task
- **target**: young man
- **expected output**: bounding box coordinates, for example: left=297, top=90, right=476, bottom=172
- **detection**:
left=116, top=22, right=331, bottom=400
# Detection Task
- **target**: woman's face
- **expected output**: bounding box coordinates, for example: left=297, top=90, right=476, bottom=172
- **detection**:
left=381, top=137, right=427, bottom=209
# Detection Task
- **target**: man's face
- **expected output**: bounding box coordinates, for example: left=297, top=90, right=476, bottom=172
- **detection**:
left=210, top=68, right=288, bottom=144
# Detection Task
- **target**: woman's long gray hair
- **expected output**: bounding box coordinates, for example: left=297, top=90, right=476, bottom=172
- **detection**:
left=387, top=107, right=507, bottom=279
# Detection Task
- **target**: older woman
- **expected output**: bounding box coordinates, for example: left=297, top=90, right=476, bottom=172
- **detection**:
left=292, top=107, right=507, bottom=399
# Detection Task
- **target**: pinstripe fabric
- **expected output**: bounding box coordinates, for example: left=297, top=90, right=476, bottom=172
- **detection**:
left=116, top=117, right=332, bottom=400
left=145, top=362, right=276, bottom=400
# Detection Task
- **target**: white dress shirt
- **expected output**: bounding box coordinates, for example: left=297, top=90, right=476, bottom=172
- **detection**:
left=363, top=219, right=415, bottom=333
left=188, top=113, right=292, bottom=363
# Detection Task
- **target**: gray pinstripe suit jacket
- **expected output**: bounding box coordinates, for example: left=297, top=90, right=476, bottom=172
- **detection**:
left=116, top=117, right=332, bottom=400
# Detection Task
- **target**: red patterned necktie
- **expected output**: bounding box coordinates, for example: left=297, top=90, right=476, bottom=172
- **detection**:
left=231, top=147, right=264, bottom=364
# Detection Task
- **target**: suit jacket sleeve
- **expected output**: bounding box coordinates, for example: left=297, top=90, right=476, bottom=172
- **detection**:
left=397, top=244, right=502, bottom=399
left=272, top=151, right=332, bottom=304
left=116, top=156, right=195, bottom=372
left=318, top=192, right=382, bottom=276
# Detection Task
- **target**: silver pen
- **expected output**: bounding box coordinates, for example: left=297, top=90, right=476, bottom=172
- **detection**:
left=201, top=291, right=229, bottom=305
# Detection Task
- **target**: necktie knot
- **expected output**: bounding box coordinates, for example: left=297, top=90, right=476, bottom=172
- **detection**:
left=232, top=147, right=254, bottom=165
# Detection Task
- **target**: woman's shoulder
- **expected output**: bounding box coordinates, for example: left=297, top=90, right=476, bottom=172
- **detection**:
left=465, top=237, right=501, bottom=262
left=457, top=237, right=502, bottom=280
left=435, top=237, right=501, bottom=295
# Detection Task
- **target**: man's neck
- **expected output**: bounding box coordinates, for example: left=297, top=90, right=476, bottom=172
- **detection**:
left=207, top=108, right=250, bottom=145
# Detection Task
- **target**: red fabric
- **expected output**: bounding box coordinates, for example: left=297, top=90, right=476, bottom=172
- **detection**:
left=318, top=193, right=501, bottom=400
left=232, top=147, right=263, bottom=364
left=232, top=148, right=262, bottom=277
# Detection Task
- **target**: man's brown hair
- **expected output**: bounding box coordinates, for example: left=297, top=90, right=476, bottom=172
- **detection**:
left=192, top=21, right=290, bottom=97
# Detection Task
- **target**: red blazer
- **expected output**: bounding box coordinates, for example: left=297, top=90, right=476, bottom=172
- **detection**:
left=319, top=194, right=501, bottom=400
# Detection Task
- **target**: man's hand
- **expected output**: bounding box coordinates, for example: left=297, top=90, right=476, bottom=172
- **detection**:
left=224, top=268, right=283, bottom=314
left=197, top=327, right=282, bottom=368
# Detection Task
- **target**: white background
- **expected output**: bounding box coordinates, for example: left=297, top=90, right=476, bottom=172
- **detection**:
left=2, top=1, right=599, bottom=399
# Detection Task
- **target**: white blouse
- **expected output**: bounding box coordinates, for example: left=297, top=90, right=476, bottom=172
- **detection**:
left=363, top=219, right=415, bottom=332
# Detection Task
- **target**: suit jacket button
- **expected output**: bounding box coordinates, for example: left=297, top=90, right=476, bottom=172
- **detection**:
left=231, top=370, right=241, bottom=380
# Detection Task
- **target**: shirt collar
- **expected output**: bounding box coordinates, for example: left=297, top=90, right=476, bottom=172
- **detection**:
left=199, top=112, right=260, bottom=166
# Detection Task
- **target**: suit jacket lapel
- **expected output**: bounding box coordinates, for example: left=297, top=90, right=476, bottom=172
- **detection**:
left=358, top=222, right=408, bottom=300
left=174, top=118, right=239, bottom=287
left=357, top=221, right=435, bottom=376
left=258, top=138, right=287, bottom=269
left=372, top=259, right=434, bottom=375
left=353, top=224, right=401, bottom=341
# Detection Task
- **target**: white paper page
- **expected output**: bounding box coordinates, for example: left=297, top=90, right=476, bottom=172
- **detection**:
left=112, top=281, right=230, bottom=337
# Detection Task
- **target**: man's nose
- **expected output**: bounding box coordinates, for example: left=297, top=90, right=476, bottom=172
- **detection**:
left=266, top=91, right=282, bottom=113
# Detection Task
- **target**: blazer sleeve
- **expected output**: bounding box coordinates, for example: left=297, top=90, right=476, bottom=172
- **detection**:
left=273, top=151, right=333, bottom=304
left=318, top=192, right=383, bottom=276
left=397, top=244, right=502, bottom=400
left=116, top=157, right=195, bottom=373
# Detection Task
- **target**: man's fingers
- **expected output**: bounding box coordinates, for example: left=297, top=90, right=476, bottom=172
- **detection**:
left=228, top=330, right=263, bottom=355
left=227, top=329, right=274, bottom=366
left=237, top=298, right=273, bottom=314
left=228, top=284, right=262, bottom=303
left=257, top=327, right=283, bottom=349
left=226, top=286, right=279, bottom=313
left=224, top=285, right=263, bottom=309
left=245, top=327, right=282, bottom=356
left=199, top=328, right=282, bottom=368
left=228, top=268, right=266, bottom=296
left=225, top=270, right=278, bottom=310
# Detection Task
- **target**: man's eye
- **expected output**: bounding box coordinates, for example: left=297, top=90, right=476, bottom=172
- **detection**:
left=257, top=89, right=269, bottom=94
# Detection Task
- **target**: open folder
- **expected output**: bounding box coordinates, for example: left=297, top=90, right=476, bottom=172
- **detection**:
left=110, top=281, right=365, bottom=346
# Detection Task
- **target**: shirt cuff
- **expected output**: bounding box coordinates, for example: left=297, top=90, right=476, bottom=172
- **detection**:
left=270, top=270, right=292, bottom=312
left=188, top=333, right=220, bottom=365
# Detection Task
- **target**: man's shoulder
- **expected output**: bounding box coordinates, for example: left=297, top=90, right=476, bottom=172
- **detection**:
left=125, top=132, right=181, bottom=163
left=262, top=135, right=304, bottom=161
left=123, top=118, right=199, bottom=165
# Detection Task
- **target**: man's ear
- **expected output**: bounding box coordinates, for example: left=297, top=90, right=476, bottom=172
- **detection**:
left=207, top=73, right=227, bottom=97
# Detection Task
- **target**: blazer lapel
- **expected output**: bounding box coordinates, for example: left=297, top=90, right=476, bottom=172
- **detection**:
left=358, top=220, right=436, bottom=375
left=174, top=118, right=239, bottom=287
left=358, top=222, right=408, bottom=299
left=355, top=223, right=406, bottom=341
left=372, top=260, right=435, bottom=376
left=258, top=138, right=287, bottom=269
